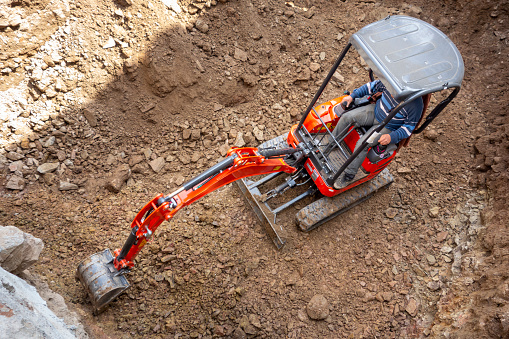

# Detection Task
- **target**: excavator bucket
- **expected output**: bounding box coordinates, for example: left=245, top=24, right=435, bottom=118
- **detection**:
left=76, top=249, right=130, bottom=314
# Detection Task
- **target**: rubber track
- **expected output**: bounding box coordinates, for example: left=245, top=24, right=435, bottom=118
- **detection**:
left=296, top=168, right=394, bottom=232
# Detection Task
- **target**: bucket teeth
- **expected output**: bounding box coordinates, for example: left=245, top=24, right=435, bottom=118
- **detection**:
left=76, top=249, right=130, bottom=314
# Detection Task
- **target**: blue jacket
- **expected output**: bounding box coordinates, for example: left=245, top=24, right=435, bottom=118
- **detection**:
left=350, top=80, right=423, bottom=145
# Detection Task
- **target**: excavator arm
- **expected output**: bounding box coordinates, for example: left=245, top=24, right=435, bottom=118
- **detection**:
left=113, top=146, right=298, bottom=271
left=76, top=146, right=299, bottom=313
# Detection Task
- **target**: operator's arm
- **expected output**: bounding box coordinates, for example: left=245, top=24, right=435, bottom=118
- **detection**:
left=342, top=80, right=383, bottom=107
left=387, top=99, right=424, bottom=145
left=350, top=80, right=383, bottom=100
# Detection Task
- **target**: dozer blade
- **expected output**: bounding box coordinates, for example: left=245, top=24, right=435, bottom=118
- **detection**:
left=237, top=176, right=287, bottom=249
left=296, top=168, right=394, bottom=232
left=76, top=249, right=130, bottom=314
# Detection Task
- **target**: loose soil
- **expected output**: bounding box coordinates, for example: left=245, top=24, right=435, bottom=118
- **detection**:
left=0, top=0, right=507, bottom=338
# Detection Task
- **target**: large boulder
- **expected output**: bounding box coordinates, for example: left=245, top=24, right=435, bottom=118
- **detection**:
left=0, top=266, right=77, bottom=338
left=0, top=226, right=43, bottom=274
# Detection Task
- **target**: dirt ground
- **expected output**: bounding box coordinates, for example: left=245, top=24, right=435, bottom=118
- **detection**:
left=0, top=0, right=508, bottom=338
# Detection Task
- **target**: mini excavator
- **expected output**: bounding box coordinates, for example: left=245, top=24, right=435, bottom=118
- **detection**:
left=77, top=16, right=464, bottom=313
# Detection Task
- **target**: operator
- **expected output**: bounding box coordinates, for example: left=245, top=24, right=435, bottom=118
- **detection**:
left=331, top=79, right=423, bottom=189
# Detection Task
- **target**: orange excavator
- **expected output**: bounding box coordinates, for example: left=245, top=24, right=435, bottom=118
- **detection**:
left=77, top=16, right=464, bottom=313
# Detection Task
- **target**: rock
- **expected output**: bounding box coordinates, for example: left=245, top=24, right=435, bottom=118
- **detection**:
left=191, top=129, right=201, bottom=140
left=183, top=129, right=191, bottom=139
left=105, top=164, right=131, bottom=193
left=309, top=62, right=320, bottom=72
left=0, top=267, right=77, bottom=338
left=405, top=298, right=419, bottom=316
left=149, top=157, right=166, bottom=173
left=44, top=136, right=56, bottom=148
left=8, top=161, right=23, bottom=172
left=437, top=231, right=449, bottom=242
left=306, top=294, right=330, bottom=320
left=240, top=73, right=258, bottom=87
left=214, top=325, right=225, bottom=336
left=6, top=152, right=24, bottom=161
left=427, top=281, right=441, bottom=291
left=103, top=36, right=116, bottom=49
left=161, top=0, right=181, bottom=13
left=234, top=48, right=248, bottom=62
left=423, top=128, right=439, bottom=141
left=191, top=152, right=201, bottom=163
left=6, top=175, right=25, bottom=190
left=232, top=326, right=246, bottom=339
left=234, top=132, right=246, bottom=147
left=426, top=254, right=436, bottom=265
left=59, top=181, right=78, bottom=191
left=129, top=155, right=144, bottom=167
left=429, top=206, right=440, bottom=218
left=397, top=167, right=412, bottom=174
left=249, top=314, right=261, bottom=328
left=298, top=308, right=308, bottom=322
left=195, top=19, right=209, bottom=33
left=382, top=291, right=393, bottom=302
left=219, top=143, right=229, bottom=157
left=0, top=226, right=43, bottom=274
left=385, top=208, right=398, bottom=219
left=37, top=162, right=59, bottom=174
left=296, top=66, right=311, bottom=81
left=82, top=108, right=98, bottom=127
left=332, top=71, right=344, bottom=83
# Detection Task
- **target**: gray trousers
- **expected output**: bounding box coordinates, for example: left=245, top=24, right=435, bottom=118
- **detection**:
left=332, top=104, right=391, bottom=176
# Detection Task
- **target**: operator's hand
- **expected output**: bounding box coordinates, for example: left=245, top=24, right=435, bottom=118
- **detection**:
left=341, top=95, right=354, bottom=109
left=379, top=134, right=391, bottom=145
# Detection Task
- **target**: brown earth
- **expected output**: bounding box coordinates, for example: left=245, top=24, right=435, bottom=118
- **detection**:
left=0, top=0, right=507, bottom=338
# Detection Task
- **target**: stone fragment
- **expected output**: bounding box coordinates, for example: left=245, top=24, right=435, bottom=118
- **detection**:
left=332, top=71, right=344, bottom=83
left=20, top=138, right=30, bottom=149
left=423, top=128, right=438, bottom=141
left=296, top=66, right=311, bottom=81
left=6, top=152, right=24, bottom=161
left=105, top=164, right=131, bottom=193
left=195, top=19, right=209, bottom=33
left=6, top=175, right=25, bottom=190
left=385, top=208, right=398, bottom=219
left=43, top=136, right=56, bottom=147
left=306, top=294, right=330, bottom=320
left=37, top=162, right=59, bottom=174
left=82, top=108, right=98, bottom=127
left=149, top=157, right=166, bottom=173
left=59, top=181, right=78, bottom=191
left=191, top=129, right=201, bottom=140
left=191, top=152, right=201, bottom=163
left=397, top=167, right=412, bottom=174
left=234, top=48, right=248, bottom=62
left=234, top=132, right=245, bottom=147
left=0, top=226, right=43, bottom=274
left=437, top=231, right=449, bottom=242
left=309, top=62, right=320, bottom=72
left=405, top=298, right=419, bottom=316
left=8, top=161, right=23, bottom=172
left=162, top=0, right=181, bottom=13
left=429, top=206, right=440, bottom=218
left=426, top=254, right=436, bottom=265
left=427, top=281, right=441, bottom=291
left=103, top=36, right=116, bottom=49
